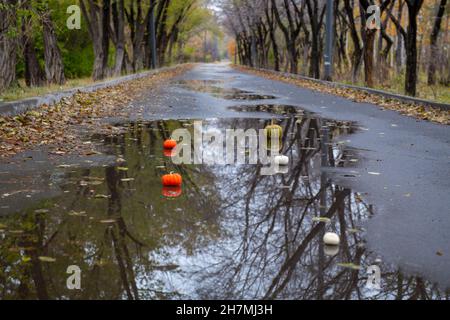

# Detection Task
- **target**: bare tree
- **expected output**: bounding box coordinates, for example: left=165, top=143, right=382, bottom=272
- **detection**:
left=428, top=0, right=447, bottom=85
left=38, top=0, right=66, bottom=85
left=0, top=0, right=18, bottom=94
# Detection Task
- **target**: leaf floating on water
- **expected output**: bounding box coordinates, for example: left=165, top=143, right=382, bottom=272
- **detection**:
left=34, top=209, right=50, bottom=214
left=153, top=264, right=180, bottom=271
left=51, top=151, right=66, bottom=156
left=94, top=259, right=108, bottom=267
left=337, top=263, right=361, bottom=270
left=312, top=217, right=331, bottom=223
left=100, top=219, right=117, bottom=224
left=68, top=211, right=87, bottom=217
left=94, top=194, right=111, bottom=199
left=9, top=246, right=36, bottom=252
left=22, top=256, right=31, bottom=263
left=8, top=230, right=24, bottom=235
left=38, top=256, right=56, bottom=263
left=88, top=180, right=103, bottom=186
left=57, top=164, right=72, bottom=168
left=84, top=151, right=102, bottom=156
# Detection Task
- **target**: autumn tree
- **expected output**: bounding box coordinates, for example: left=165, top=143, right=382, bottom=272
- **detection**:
left=0, top=0, right=18, bottom=94
left=427, top=0, right=448, bottom=85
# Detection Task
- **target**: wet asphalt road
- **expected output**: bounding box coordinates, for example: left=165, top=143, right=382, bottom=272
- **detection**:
left=1, top=62, right=449, bottom=291
left=133, top=63, right=450, bottom=288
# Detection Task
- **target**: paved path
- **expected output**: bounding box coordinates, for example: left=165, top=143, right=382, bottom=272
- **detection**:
left=137, top=63, right=450, bottom=288
left=1, top=62, right=449, bottom=291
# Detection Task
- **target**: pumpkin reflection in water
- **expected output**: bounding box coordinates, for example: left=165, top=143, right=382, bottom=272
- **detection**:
left=162, top=186, right=182, bottom=198
left=164, top=149, right=175, bottom=157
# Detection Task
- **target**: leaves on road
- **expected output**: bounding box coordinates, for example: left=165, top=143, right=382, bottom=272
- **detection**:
left=0, top=65, right=193, bottom=159
left=236, top=66, right=450, bottom=125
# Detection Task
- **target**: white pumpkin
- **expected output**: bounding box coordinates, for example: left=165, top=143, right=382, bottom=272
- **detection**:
left=323, top=232, right=340, bottom=246
left=274, top=155, right=289, bottom=166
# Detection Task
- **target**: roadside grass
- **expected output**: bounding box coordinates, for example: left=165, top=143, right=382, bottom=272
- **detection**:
left=0, top=69, right=152, bottom=102
left=0, top=78, right=94, bottom=102
left=339, top=72, right=450, bottom=104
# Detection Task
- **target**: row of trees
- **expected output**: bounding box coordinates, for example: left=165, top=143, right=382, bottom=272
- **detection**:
left=0, top=0, right=221, bottom=95
left=222, top=0, right=449, bottom=97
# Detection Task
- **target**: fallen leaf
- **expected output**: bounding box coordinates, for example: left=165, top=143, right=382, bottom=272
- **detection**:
left=34, top=209, right=50, bottom=214
left=38, top=256, right=56, bottom=262
left=99, top=219, right=117, bottom=224
left=94, top=194, right=111, bottom=199
left=312, top=217, right=331, bottom=223
left=337, top=263, right=361, bottom=270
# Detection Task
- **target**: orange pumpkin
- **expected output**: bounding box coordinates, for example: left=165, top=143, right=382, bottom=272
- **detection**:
left=163, top=139, right=177, bottom=149
left=162, top=172, right=182, bottom=187
left=162, top=186, right=182, bottom=198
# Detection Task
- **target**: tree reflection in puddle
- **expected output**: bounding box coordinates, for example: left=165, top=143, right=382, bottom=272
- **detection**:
left=0, top=115, right=447, bottom=300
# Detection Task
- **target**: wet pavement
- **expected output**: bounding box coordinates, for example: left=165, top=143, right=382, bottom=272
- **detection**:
left=0, top=63, right=449, bottom=300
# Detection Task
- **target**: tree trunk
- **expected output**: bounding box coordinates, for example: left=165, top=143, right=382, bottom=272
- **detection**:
left=102, top=0, right=110, bottom=76
left=404, top=1, right=424, bottom=97
left=23, top=36, right=45, bottom=87
left=22, top=10, right=45, bottom=87
left=363, top=29, right=376, bottom=87
left=266, top=5, right=280, bottom=71
left=92, top=40, right=105, bottom=81
left=395, top=0, right=404, bottom=72
left=113, top=0, right=125, bottom=76
left=0, top=0, right=18, bottom=94
left=360, top=0, right=376, bottom=88
left=427, top=0, right=447, bottom=85
left=310, top=31, right=320, bottom=78
left=80, top=0, right=109, bottom=81
left=287, top=41, right=298, bottom=74
left=40, top=8, right=66, bottom=85
left=344, top=0, right=363, bottom=83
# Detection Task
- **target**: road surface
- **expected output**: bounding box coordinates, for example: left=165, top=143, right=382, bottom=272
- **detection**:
left=1, top=62, right=449, bottom=299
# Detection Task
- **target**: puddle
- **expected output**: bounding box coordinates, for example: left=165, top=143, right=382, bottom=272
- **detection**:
left=0, top=114, right=447, bottom=299
left=229, top=104, right=306, bottom=116
left=173, top=80, right=277, bottom=101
